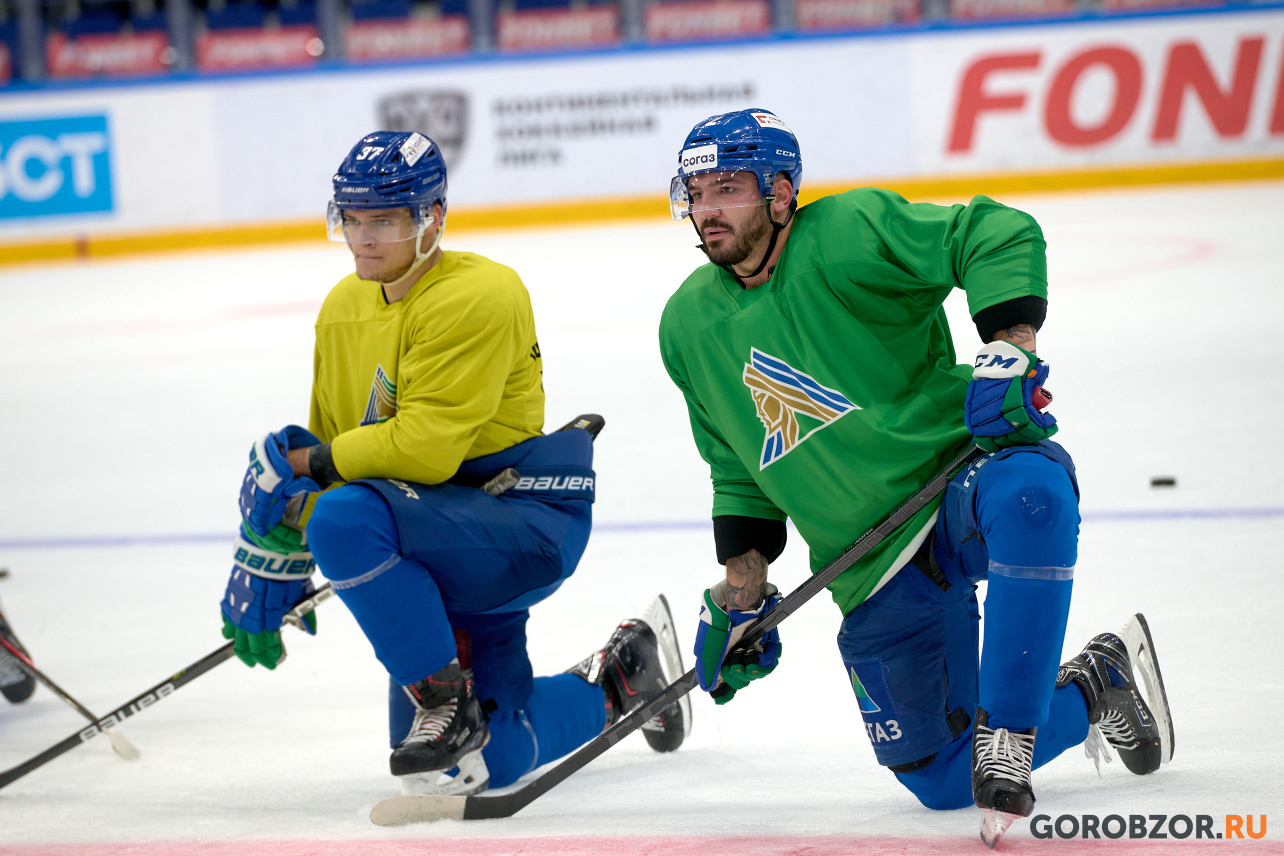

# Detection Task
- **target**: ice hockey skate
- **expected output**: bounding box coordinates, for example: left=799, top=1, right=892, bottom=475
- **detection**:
left=972, top=706, right=1037, bottom=849
left=0, top=598, right=35, bottom=705
left=568, top=594, right=691, bottom=753
left=1057, top=613, right=1172, bottom=775
left=389, top=660, right=490, bottom=798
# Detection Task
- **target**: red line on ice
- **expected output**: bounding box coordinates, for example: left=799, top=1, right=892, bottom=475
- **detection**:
left=3, top=837, right=1274, bottom=856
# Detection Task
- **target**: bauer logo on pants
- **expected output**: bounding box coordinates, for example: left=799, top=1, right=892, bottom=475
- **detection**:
left=0, top=114, right=113, bottom=220
left=743, top=348, right=860, bottom=469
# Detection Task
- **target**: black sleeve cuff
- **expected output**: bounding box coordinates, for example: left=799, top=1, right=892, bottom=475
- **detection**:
left=972, top=295, right=1047, bottom=343
left=714, top=515, right=787, bottom=565
left=308, top=443, right=343, bottom=489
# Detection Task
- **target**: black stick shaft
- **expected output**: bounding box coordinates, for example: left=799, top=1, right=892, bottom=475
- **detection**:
left=0, top=635, right=105, bottom=725
left=463, top=444, right=985, bottom=820
left=0, top=643, right=236, bottom=789
left=0, top=583, right=334, bottom=791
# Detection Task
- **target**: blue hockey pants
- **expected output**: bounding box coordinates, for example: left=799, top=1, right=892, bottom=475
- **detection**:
left=837, top=442, right=1090, bottom=809
left=304, top=434, right=605, bottom=788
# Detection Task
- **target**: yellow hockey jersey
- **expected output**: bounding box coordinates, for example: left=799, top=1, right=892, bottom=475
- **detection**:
left=309, top=251, right=545, bottom=485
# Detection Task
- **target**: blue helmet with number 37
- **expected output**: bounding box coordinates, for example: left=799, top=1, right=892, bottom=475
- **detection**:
left=327, top=131, right=447, bottom=244
left=670, top=109, right=802, bottom=221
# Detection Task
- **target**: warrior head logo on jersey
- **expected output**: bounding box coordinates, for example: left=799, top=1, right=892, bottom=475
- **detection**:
left=743, top=348, right=859, bottom=469
left=362, top=364, right=398, bottom=426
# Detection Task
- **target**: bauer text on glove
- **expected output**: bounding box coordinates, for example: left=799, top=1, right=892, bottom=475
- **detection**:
left=220, top=522, right=317, bottom=669
left=239, top=425, right=321, bottom=537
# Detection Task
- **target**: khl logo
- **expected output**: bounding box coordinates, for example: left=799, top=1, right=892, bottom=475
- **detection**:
left=0, top=115, right=113, bottom=220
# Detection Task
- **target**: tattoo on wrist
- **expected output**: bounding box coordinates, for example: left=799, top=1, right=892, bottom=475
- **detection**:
left=725, top=549, right=769, bottom=611
left=992, top=323, right=1036, bottom=351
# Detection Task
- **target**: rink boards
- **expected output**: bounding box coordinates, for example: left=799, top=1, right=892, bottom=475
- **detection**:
left=0, top=5, right=1283, bottom=254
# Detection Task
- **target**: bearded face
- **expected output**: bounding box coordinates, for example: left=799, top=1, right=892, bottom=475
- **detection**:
left=697, top=203, right=773, bottom=267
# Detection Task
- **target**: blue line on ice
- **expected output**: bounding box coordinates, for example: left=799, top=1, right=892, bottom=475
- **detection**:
left=0, top=508, right=1280, bottom=551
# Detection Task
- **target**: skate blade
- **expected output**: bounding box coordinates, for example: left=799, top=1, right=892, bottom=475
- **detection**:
left=370, top=794, right=468, bottom=826
left=640, top=593, right=692, bottom=739
left=1119, top=613, right=1174, bottom=764
left=980, top=809, right=1021, bottom=849
left=398, top=747, right=489, bottom=797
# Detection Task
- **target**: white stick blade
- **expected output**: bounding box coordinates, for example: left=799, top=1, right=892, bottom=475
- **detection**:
left=107, top=728, right=141, bottom=761
left=369, top=795, right=468, bottom=826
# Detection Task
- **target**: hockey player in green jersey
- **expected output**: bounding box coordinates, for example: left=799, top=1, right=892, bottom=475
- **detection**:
left=661, top=110, right=1174, bottom=847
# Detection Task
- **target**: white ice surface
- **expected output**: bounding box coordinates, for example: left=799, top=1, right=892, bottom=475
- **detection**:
left=0, top=180, right=1282, bottom=848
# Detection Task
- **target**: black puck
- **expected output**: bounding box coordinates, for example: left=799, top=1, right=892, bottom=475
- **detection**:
left=0, top=568, right=8, bottom=578
left=1150, top=477, right=1177, bottom=488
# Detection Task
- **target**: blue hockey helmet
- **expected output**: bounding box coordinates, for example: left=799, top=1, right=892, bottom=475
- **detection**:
left=327, top=131, right=447, bottom=244
left=670, top=109, right=802, bottom=221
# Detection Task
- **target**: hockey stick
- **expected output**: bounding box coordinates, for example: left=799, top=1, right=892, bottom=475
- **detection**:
left=0, top=582, right=335, bottom=791
left=0, top=635, right=140, bottom=762
left=370, top=442, right=987, bottom=825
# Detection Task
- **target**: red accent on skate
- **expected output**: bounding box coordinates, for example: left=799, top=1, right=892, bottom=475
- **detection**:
left=613, top=664, right=640, bottom=696
left=0, top=836, right=1259, bottom=855
left=454, top=629, right=472, bottom=670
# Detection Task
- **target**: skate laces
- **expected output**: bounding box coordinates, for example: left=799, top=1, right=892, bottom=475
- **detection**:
left=0, top=650, right=26, bottom=687
left=975, top=725, right=1035, bottom=788
left=1096, top=708, right=1139, bottom=749
left=405, top=698, right=458, bottom=746
left=1083, top=724, right=1114, bottom=776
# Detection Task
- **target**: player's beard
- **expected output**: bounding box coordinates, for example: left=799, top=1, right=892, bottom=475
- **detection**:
left=698, top=205, right=772, bottom=268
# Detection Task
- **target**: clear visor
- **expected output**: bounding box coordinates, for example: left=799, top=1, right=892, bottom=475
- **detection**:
left=669, top=171, right=769, bottom=221
left=326, top=201, right=436, bottom=244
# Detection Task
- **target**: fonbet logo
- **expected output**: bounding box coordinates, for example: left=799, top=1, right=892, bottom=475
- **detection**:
left=377, top=90, right=468, bottom=169
left=680, top=143, right=718, bottom=174
left=751, top=112, right=792, bottom=134
left=0, top=114, right=113, bottom=220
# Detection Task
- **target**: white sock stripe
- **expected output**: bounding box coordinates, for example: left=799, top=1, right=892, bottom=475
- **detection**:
left=332, top=554, right=402, bottom=591
left=988, top=561, right=1075, bottom=581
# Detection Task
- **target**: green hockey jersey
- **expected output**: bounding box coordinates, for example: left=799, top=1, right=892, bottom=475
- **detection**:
left=659, top=188, right=1048, bottom=614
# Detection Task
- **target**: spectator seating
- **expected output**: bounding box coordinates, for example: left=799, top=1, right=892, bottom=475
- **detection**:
left=59, top=9, right=124, bottom=35
left=204, top=2, right=267, bottom=29
left=277, top=1, right=317, bottom=25
left=350, top=0, right=411, bottom=19
left=131, top=11, right=170, bottom=29
left=512, top=0, right=572, bottom=10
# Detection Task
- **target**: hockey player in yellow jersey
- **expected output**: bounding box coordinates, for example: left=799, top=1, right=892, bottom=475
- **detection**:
left=221, top=131, right=689, bottom=799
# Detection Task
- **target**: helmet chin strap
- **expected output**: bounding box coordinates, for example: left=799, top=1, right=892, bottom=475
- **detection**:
left=377, top=215, right=445, bottom=291
left=692, top=200, right=795, bottom=289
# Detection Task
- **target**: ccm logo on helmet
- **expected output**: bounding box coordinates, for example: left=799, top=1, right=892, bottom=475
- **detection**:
left=680, top=144, right=718, bottom=173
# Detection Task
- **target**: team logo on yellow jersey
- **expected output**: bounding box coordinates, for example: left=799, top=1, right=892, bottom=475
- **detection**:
left=743, top=348, right=859, bottom=469
left=361, top=364, right=398, bottom=426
